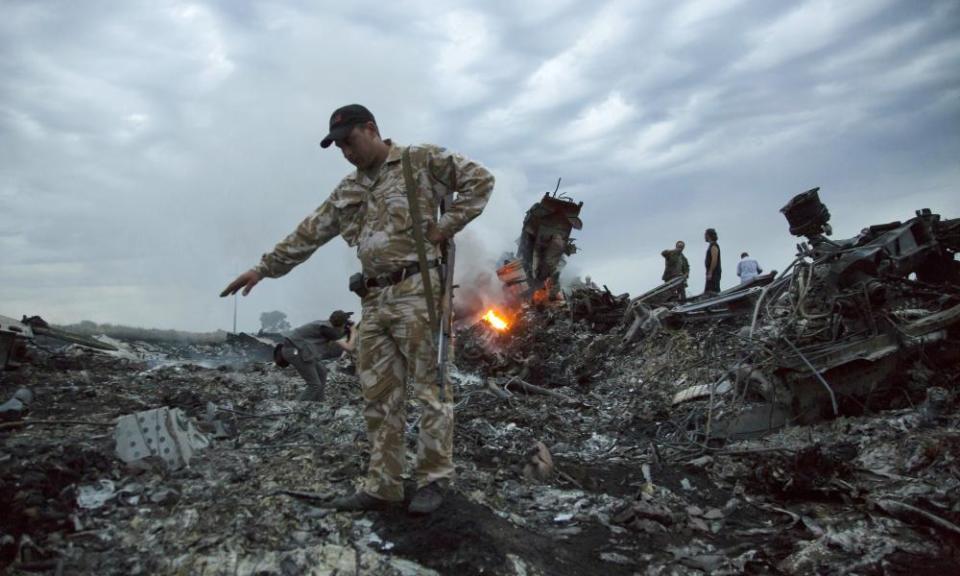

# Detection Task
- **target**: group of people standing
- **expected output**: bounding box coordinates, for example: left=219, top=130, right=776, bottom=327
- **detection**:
left=661, top=228, right=763, bottom=300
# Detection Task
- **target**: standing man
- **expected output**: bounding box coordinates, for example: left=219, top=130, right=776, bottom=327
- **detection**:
left=660, top=240, right=689, bottom=301
left=220, top=104, right=494, bottom=514
left=736, top=252, right=763, bottom=284
left=274, top=310, right=357, bottom=402
left=704, top=228, right=722, bottom=294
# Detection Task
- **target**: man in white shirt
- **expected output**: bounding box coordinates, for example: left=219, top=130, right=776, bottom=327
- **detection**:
left=736, top=252, right=762, bottom=284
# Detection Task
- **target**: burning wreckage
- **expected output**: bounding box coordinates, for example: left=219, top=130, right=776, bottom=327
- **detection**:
left=497, top=182, right=583, bottom=305
left=470, top=187, right=960, bottom=433
left=2, top=187, right=960, bottom=575
left=458, top=187, right=960, bottom=570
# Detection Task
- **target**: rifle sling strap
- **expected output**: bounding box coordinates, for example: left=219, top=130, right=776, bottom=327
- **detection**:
left=401, top=147, right=439, bottom=336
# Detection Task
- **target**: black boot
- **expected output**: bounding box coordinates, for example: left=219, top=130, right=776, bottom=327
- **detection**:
left=324, top=491, right=397, bottom=511
left=408, top=481, right=449, bottom=515
left=298, top=385, right=324, bottom=402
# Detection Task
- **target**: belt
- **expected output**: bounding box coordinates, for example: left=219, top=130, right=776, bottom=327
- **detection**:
left=365, top=260, right=439, bottom=289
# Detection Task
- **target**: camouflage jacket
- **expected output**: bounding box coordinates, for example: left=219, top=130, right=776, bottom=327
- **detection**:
left=254, top=141, right=494, bottom=278
left=661, top=249, right=690, bottom=281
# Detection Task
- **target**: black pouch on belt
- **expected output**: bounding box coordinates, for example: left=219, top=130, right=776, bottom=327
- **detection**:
left=348, top=272, right=368, bottom=298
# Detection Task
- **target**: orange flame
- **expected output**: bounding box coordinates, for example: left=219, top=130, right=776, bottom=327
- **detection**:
left=482, top=309, right=510, bottom=331
left=531, top=288, right=550, bottom=304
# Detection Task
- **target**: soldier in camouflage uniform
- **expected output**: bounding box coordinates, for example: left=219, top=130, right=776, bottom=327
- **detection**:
left=221, top=104, right=494, bottom=514
left=661, top=240, right=690, bottom=301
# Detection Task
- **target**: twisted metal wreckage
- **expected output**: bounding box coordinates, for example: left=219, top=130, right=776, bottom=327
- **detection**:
left=622, top=187, right=960, bottom=439
left=1, top=316, right=117, bottom=371
left=497, top=180, right=583, bottom=305
left=470, top=186, right=958, bottom=444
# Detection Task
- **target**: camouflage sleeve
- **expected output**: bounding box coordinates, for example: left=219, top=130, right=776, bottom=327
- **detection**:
left=253, top=190, right=345, bottom=278
left=427, top=146, right=495, bottom=239
left=682, top=256, right=690, bottom=276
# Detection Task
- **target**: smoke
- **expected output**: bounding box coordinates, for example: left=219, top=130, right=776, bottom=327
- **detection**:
left=452, top=228, right=514, bottom=324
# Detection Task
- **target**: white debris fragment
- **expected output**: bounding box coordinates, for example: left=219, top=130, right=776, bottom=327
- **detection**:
left=114, top=406, right=209, bottom=470
left=584, top=432, right=616, bottom=455
left=334, top=406, right=356, bottom=418
left=703, top=508, right=724, bottom=520
left=600, top=552, right=632, bottom=564
left=77, top=479, right=116, bottom=509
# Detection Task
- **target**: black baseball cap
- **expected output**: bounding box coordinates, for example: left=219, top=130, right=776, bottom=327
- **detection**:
left=329, top=310, right=354, bottom=327
left=320, top=104, right=376, bottom=148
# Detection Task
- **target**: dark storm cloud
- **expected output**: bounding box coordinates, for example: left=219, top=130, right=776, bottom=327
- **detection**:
left=1, top=0, right=957, bottom=330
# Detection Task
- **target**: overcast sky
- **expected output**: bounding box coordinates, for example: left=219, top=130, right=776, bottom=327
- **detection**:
left=2, top=0, right=958, bottom=332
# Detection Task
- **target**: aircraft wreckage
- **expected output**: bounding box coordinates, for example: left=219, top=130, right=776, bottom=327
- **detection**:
left=3, top=187, right=959, bottom=574
left=630, top=187, right=960, bottom=437
left=467, top=186, right=959, bottom=440
left=1, top=316, right=117, bottom=371
left=497, top=180, right=583, bottom=304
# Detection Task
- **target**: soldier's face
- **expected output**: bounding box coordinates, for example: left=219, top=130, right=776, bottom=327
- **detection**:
left=676, top=241, right=685, bottom=251
left=336, top=124, right=380, bottom=169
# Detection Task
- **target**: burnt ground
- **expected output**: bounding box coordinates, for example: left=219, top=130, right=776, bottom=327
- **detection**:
left=0, top=351, right=712, bottom=575
left=2, top=318, right=960, bottom=575
left=372, top=490, right=636, bottom=576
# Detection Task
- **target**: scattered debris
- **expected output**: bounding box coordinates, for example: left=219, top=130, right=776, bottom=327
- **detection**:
left=2, top=315, right=117, bottom=371
left=567, top=285, right=630, bottom=332
left=76, top=480, right=116, bottom=510
left=523, top=441, right=555, bottom=481
left=0, top=389, right=34, bottom=422
left=114, top=407, right=210, bottom=470
left=1, top=187, right=958, bottom=574
left=626, top=276, right=687, bottom=309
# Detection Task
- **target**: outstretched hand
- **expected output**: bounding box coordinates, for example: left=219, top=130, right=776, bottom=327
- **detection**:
left=220, top=269, right=263, bottom=297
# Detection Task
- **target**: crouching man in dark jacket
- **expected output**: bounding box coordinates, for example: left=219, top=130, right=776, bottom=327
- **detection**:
left=274, top=310, right=357, bottom=402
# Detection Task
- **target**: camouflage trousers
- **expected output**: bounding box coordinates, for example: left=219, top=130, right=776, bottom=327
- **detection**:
left=357, top=268, right=454, bottom=501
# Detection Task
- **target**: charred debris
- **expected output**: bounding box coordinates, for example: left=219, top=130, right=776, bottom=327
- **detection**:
left=2, top=316, right=118, bottom=372
left=2, top=188, right=960, bottom=575
left=497, top=179, right=583, bottom=306
left=465, top=187, right=959, bottom=435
